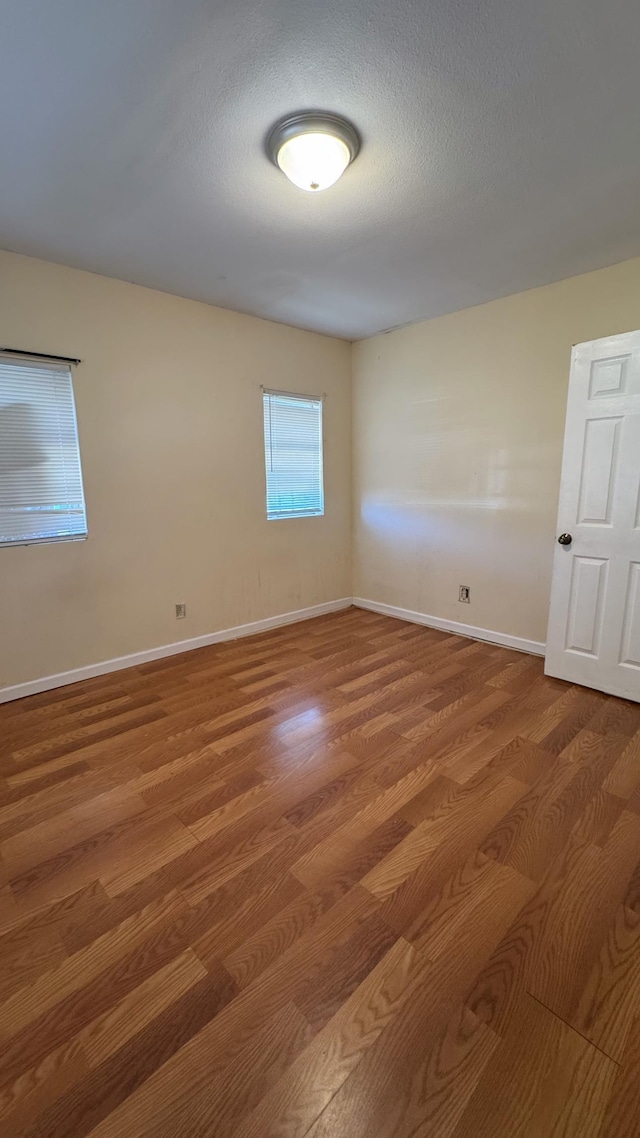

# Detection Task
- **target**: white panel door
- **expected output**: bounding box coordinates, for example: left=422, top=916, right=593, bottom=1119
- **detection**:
left=545, top=331, right=640, bottom=701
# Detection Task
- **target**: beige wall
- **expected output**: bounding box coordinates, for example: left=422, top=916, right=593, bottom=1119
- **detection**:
left=5, top=247, right=640, bottom=690
left=353, top=256, right=640, bottom=646
left=0, top=250, right=351, bottom=688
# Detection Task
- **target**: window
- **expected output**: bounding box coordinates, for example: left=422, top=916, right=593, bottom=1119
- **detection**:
left=0, top=355, right=87, bottom=547
left=263, top=389, right=324, bottom=520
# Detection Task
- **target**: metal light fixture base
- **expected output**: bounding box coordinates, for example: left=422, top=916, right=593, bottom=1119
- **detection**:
left=267, top=112, right=360, bottom=168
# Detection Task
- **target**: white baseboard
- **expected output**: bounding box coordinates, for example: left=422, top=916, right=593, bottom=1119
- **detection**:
left=352, top=597, right=546, bottom=657
left=0, top=598, right=352, bottom=705
left=0, top=595, right=545, bottom=706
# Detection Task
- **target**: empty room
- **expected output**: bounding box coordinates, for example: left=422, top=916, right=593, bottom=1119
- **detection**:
left=1, top=1, right=640, bottom=1135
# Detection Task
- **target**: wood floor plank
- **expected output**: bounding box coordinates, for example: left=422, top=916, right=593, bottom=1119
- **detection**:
left=305, top=1000, right=499, bottom=1138
left=25, top=963, right=238, bottom=1138
left=302, top=851, right=542, bottom=1138
left=229, top=937, right=429, bottom=1138
left=79, top=948, right=208, bottom=1068
left=465, top=809, right=640, bottom=1039
left=0, top=786, right=148, bottom=878
left=360, top=770, right=528, bottom=900
left=401, top=851, right=534, bottom=962
left=571, top=900, right=640, bottom=1063
left=137, top=1000, right=315, bottom=1138
left=598, top=1011, right=640, bottom=1138
left=478, top=731, right=627, bottom=880
left=223, top=878, right=351, bottom=989
left=290, top=761, right=434, bottom=889
left=70, top=887, right=381, bottom=1136
left=0, top=608, right=638, bottom=1138
left=0, top=1041, right=90, bottom=1137
left=0, top=890, right=188, bottom=1041
left=526, top=809, right=640, bottom=1022
left=0, top=922, right=67, bottom=1004
left=604, top=729, right=640, bottom=800
left=451, top=992, right=617, bottom=1138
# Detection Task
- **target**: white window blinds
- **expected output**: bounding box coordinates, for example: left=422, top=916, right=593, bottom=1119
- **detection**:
left=263, top=390, right=324, bottom=520
left=0, top=355, right=87, bottom=547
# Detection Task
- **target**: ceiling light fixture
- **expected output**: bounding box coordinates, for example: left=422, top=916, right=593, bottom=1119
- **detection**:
left=267, top=112, right=360, bottom=192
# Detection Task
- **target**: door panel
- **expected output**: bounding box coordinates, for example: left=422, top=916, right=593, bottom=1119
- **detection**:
left=546, top=331, right=640, bottom=701
left=620, top=563, right=640, bottom=670
left=577, top=417, right=620, bottom=525
left=588, top=354, right=631, bottom=398
left=565, top=557, right=608, bottom=656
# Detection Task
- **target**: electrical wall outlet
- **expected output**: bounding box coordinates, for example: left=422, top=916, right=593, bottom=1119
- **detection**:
left=459, top=586, right=470, bottom=603
left=175, top=603, right=187, bottom=619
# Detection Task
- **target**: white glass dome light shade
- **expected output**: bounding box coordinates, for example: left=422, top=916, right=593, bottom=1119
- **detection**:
left=268, top=112, right=360, bottom=193
left=276, top=131, right=351, bottom=192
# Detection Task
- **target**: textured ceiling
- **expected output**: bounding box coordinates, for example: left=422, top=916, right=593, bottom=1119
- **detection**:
left=1, top=0, right=640, bottom=339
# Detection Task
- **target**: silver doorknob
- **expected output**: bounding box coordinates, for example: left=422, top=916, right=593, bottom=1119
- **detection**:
left=558, top=533, right=572, bottom=545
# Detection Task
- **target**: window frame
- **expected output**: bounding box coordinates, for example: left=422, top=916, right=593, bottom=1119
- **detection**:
left=0, top=354, right=88, bottom=549
left=262, top=387, right=325, bottom=521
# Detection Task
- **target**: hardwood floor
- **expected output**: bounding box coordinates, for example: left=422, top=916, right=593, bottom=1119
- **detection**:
left=1, top=606, right=640, bottom=1137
